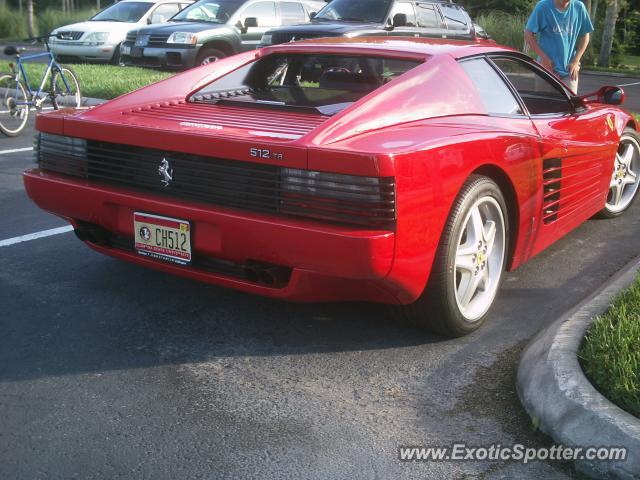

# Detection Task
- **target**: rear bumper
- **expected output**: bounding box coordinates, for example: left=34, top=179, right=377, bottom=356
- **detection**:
left=24, top=169, right=400, bottom=303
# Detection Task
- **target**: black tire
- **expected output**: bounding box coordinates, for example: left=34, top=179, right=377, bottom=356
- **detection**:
left=51, top=65, right=82, bottom=109
left=111, top=44, right=122, bottom=65
left=0, top=73, right=29, bottom=137
left=598, top=127, right=640, bottom=218
left=196, top=47, right=226, bottom=66
left=392, top=175, right=509, bottom=337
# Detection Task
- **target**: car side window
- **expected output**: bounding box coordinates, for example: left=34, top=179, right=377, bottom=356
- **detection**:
left=280, top=1, right=306, bottom=25
left=440, top=4, right=468, bottom=31
left=241, top=1, right=278, bottom=26
left=415, top=3, right=443, bottom=28
left=459, top=58, right=523, bottom=116
left=390, top=2, right=417, bottom=27
left=150, top=3, right=181, bottom=23
left=490, top=57, right=573, bottom=115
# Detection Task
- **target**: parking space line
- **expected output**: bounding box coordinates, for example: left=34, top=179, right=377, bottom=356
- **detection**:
left=0, top=147, right=33, bottom=155
left=0, top=225, right=73, bottom=247
left=617, top=81, right=640, bottom=87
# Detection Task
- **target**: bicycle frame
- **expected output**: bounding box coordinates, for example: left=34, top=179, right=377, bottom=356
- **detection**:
left=13, top=51, right=73, bottom=105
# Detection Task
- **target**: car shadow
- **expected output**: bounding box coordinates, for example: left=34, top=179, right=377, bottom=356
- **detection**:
left=0, top=254, right=446, bottom=383
left=2, top=200, right=638, bottom=384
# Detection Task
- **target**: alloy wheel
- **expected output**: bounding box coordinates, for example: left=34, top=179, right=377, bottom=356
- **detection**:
left=454, top=196, right=506, bottom=321
left=606, top=134, right=640, bottom=214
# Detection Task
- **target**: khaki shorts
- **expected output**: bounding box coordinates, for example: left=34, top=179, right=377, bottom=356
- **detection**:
left=560, top=76, right=579, bottom=95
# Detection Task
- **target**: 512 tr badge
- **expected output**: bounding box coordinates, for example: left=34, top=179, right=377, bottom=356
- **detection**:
left=249, top=147, right=284, bottom=161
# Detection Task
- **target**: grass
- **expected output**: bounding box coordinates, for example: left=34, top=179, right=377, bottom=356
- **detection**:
left=579, top=275, right=640, bottom=418
left=0, top=62, right=174, bottom=99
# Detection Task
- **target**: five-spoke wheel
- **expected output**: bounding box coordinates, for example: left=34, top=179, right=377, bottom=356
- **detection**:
left=454, top=196, right=506, bottom=322
left=394, top=175, right=508, bottom=337
left=602, top=128, right=640, bottom=217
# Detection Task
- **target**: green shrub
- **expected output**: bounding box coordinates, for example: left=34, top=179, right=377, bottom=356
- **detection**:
left=0, top=7, right=96, bottom=39
left=0, top=8, right=29, bottom=39
left=38, top=8, right=97, bottom=36
left=476, top=11, right=528, bottom=51
left=463, top=0, right=536, bottom=17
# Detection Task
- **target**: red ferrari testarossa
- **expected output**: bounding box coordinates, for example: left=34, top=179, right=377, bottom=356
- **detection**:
left=24, top=37, right=639, bottom=336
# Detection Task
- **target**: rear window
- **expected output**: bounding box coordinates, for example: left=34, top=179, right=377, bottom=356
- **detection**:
left=190, top=54, right=423, bottom=114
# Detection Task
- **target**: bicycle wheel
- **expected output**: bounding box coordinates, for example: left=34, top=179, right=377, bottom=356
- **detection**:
left=0, top=73, right=30, bottom=137
left=51, top=65, right=81, bottom=109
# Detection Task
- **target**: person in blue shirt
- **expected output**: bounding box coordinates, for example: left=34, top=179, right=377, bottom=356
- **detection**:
left=525, top=0, right=594, bottom=93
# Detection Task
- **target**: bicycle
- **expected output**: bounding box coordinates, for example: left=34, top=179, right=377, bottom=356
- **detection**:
left=0, top=34, right=82, bottom=137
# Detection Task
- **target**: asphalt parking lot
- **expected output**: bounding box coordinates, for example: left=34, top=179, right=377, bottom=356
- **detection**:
left=1, top=101, right=640, bottom=478
left=580, top=72, right=640, bottom=112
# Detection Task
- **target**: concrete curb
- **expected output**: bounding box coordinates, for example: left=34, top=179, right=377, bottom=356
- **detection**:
left=582, top=70, right=640, bottom=80
left=0, top=87, right=106, bottom=108
left=82, top=96, right=106, bottom=107
left=517, top=256, right=640, bottom=480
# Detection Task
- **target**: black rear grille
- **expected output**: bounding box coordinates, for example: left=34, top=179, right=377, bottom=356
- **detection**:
left=36, top=134, right=396, bottom=229
left=86, top=140, right=283, bottom=213
left=56, top=31, right=83, bottom=40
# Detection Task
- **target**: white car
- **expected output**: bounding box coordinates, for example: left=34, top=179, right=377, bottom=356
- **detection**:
left=50, top=0, right=192, bottom=64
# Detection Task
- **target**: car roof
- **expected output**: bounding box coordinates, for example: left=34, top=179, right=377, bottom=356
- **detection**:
left=264, top=36, right=515, bottom=60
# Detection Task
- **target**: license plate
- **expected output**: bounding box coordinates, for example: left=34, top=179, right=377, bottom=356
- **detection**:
left=134, top=212, right=191, bottom=265
left=131, top=46, right=144, bottom=57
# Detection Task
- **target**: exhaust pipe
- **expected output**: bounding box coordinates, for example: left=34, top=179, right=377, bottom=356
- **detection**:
left=73, top=221, right=111, bottom=244
left=245, top=261, right=291, bottom=287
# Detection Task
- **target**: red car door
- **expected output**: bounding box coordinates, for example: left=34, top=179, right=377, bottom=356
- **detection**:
left=489, top=56, right=618, bottom=255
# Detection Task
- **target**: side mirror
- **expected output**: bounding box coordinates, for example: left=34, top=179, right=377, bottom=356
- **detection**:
left=244, top=17, right=258, bottom=28
left=393, top=13, right=407, bottom=27
left=309, top=11, right=316, bottom=19
left=600, top=86, right=625, bottom=105
left=580, top=85, right=625, bottom=106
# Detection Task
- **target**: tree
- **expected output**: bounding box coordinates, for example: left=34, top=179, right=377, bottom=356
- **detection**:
left=26, top=0, right=35, bottom=37
left=599, top=0, right=619, bottom=66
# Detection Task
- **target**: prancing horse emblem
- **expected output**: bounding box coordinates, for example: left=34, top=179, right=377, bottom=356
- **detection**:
left=158, top=158, right=173, bottom=187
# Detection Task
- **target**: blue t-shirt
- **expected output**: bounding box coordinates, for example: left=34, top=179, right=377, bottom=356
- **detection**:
left=526, top=0, right=594, bottom=77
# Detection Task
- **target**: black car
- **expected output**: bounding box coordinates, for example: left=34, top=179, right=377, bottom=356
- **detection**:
left=259, top=0, right=488, bottom=46
left=122, top=0, right=325, bottom=69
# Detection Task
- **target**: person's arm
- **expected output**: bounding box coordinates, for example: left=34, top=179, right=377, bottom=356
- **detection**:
left=568, top=33, right=590, bottom=81
left=525, top=30, right=554, bottom=71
